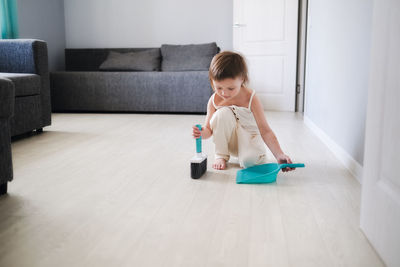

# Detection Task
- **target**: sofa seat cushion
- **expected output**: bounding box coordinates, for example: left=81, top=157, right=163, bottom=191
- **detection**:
left=0, top=73, right=40, bottom=97
left=161, top=42, right=219, bottom=71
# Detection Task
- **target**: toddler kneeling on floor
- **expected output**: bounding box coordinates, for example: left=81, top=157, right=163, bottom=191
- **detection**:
left=192, top=51, right=295, bottom=172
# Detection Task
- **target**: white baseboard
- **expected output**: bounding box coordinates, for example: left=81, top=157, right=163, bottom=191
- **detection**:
left=304, top=115, right=363, bottom=184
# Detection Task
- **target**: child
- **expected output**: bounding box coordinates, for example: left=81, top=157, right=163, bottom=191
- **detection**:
left=192, top=51, right=295, bottom=171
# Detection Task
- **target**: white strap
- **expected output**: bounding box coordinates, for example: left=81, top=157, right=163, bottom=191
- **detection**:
left=248, top=90, right=256, bottom=109
left=212, top=93, right=218, bottom=109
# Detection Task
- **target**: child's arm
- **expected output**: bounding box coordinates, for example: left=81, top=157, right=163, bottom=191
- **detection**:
left=251, top=95, right=294, bottom=171
left=192, top=96, right=216, bottom=140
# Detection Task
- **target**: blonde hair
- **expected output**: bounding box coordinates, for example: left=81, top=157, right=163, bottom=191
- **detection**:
left=209, top=51, right=249, bottom=88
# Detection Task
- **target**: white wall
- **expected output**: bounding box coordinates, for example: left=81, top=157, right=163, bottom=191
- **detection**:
left=64, top=0, right=232, bottom=50
left=18, top=0, right=66, bottom=71
left=304, top=0, right=373, bottom=171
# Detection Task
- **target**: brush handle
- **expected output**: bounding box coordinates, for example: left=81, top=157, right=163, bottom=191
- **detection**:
left=279, top=163, right=305, bottom=169
left=195, top=124, right=202, bottom=153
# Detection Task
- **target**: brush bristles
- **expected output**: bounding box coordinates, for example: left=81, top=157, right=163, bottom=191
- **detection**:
left=191, top=158, right=207, bottom=179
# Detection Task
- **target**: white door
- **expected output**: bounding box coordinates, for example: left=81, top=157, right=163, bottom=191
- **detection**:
left=360, top=1, right=400, bottom=266
left=233, top=0, right=299, bottom=111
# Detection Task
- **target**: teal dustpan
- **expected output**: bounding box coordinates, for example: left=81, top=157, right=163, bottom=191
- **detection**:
left=236, top=163, right=305, bottom=184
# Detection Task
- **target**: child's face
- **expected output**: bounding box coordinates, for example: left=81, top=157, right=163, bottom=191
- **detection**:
left=212, top=77, right=243, bottom=100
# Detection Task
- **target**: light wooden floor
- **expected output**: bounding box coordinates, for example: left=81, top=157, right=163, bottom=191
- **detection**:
left=0, top=112, right=384, bottom=267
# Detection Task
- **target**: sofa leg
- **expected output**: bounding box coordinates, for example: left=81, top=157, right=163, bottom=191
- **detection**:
left=0, top=182, right=7, bottom=195
left=36, top=128, right=43, bottom=133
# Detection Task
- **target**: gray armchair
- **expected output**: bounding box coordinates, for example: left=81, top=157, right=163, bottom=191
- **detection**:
left=0, top=39, right=51, bottom=136
left=0, top=78, right=14, bottom=195
left=0, top=39, right=52, bottom=195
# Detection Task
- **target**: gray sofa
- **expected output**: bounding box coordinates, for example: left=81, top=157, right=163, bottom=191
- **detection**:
left=50, top=43, right=219, bottom=113
left=0, top=39, right=52, bottom=195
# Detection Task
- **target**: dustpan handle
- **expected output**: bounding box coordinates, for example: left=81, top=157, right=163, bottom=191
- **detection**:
left=279, top=163, right=305, bottom=169
left=195, top=124, right=202, bottom=153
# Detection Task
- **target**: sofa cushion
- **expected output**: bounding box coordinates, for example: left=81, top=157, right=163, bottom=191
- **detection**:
left=161, top=42, right=219, bottom=71
left=99, top=49, right=161, bottom=71
left=0, top=73, right=40, bottom=97
left=65, top=48, right=161, bottom=71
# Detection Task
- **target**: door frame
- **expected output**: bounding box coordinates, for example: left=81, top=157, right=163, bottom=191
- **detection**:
left=295, top=0, right=308, bottom=112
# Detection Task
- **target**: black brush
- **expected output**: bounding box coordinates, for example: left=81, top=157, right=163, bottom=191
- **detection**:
left=190, top=124, right=207, bottom=179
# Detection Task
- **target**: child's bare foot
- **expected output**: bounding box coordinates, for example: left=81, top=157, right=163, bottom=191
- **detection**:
left=213, top=158, right=227, bottom=170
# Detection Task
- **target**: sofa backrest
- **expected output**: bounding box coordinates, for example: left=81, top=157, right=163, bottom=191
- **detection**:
left=65, top=48, right=160, bottom=71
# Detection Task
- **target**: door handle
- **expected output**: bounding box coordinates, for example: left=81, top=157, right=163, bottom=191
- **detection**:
left=233, top=23, right=247, bottom=28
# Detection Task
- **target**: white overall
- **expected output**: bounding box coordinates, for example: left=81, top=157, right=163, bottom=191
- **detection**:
left=210, top=90, right=267, bottom=168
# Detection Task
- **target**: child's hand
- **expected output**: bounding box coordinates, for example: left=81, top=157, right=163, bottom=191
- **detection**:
left=192, top=125, right=202, bottom=139
left=276, top=154, right=295, bottom=172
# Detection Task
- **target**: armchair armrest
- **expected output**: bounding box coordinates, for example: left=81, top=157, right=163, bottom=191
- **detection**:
left=0, top=39, right=48, bottom=76
left=0, top=78, right=14, bottom=187
left=0, top=77, right=15, bottom=119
